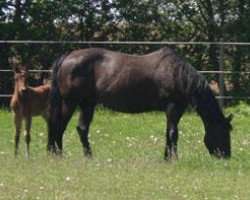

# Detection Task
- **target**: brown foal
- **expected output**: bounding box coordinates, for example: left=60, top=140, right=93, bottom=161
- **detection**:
left=10, top=65, right=50, bottom=156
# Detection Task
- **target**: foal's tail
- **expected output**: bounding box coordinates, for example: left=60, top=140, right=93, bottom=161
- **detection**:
left=48, top=52, right=69, bottom=152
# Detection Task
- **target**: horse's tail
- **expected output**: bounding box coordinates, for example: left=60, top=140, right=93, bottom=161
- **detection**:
left=48, top=52, right=69, bottom=152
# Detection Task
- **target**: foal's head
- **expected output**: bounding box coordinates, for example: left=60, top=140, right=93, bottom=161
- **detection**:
left=13, top=65, right=28, bottom=96
left=204, top=114, right=233, bottom=159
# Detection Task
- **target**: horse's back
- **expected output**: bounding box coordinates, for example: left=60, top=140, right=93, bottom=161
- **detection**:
left=57, top=48, right=181, bottom=112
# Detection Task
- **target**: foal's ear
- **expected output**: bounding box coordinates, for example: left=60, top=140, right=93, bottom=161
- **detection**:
left=14, top=64, right=27, bottom=73
left=226, top=114, right=234, bottom=122
left=13, top=65, right=21, bottom=73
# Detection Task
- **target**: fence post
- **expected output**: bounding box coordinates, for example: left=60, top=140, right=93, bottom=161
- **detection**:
left=219, top=40, right=225, bottom=108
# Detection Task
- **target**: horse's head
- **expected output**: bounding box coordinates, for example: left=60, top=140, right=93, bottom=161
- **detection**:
left=13, top=64, right=28, bottom=96
left=204, top=114, right=233, bottom=159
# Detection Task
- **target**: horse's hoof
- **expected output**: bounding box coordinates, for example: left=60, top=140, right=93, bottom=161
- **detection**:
left=84, top=151, right=93, bottom=159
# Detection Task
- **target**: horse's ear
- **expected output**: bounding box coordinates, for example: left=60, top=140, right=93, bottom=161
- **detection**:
left=226, top=114, right=234, bottom=122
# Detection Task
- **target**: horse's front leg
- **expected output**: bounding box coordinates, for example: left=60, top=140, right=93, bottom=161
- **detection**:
left=24, top=115, right=32, bottom=157
left=165, top=121, right=179, bottom=161
left=164, top=102, right=185, bottom=161
left=13, top=112, right=22, bottom=156
left=77, top=103, right=95, bottom=157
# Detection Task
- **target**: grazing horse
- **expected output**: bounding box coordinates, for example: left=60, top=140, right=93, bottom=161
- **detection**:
left=48, top=47, right=233, bottom=160
left=10, top=65, right=50, bottom=156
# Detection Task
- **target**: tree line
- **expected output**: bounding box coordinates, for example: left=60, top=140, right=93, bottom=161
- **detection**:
left=0, top=0, right=249, bottom=105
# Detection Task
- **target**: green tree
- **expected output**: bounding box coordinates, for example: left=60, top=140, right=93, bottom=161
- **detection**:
left=226, top=0, right=250, bottom=96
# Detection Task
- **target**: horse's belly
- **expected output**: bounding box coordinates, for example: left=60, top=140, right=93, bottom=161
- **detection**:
left=96, top=78, right=168, bottom=113
left=98, top=94, right=165, bottom=113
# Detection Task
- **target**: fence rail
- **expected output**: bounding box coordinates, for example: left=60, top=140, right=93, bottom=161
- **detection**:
left=1, top=69, right=250, bottom=74
left=1, top=94, right=250, bottom=99
left=1, top=40, right=250, bottom=45
left=0, top=69, right=52, bottom=72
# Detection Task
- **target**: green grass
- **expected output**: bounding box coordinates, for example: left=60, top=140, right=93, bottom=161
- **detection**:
left=0, top=103, right=250, bottom=200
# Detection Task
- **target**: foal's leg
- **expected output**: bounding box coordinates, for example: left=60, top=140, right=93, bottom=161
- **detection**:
left=164, top=102, right=185, bottom=161
left=24, top=115, right=31, bottom=157
left=13, top=113, right=22, bottom=156
left=77, top=103, right=95, bottom=157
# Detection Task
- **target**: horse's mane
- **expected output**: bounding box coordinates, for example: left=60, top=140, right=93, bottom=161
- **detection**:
left=160, top=48, right=208, bottom=100
left=162, top=48, right=225, bottom=122
left=175, top=58, right=209, bottom=103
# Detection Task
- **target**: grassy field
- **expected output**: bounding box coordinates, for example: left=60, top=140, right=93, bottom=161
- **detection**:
left=0, top=103, right=250, bottom=200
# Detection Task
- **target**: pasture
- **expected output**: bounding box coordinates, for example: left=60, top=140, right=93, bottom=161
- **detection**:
left=0, top=103, right=250, bottom=200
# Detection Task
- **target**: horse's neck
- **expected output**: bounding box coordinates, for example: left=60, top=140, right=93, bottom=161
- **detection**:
left=195, top=88, right=224, bottom=131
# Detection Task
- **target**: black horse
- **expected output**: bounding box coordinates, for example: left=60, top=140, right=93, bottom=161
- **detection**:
left=48, top=47, right=233, bottom=160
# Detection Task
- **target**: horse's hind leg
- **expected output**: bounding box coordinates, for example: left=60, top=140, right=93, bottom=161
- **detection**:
left=77, top=102, right=95, bottom=157
left=13, top=112, right=22, bottom=156
left=24, top=116, right=31, bottom=157
left=58, top=100, right=77, bottom=154
left=48, top=99, right=76, bottom=155
left=164, top=102, right=186, bottom=161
